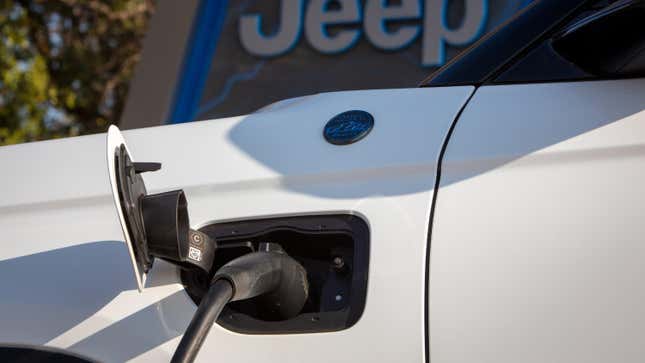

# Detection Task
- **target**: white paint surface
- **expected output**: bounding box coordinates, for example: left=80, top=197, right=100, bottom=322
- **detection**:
left=0, top=87, right=473, bottom=362
left=430, top=78, right=645, bottom=363
left=107, top=125, right=147, bottom=291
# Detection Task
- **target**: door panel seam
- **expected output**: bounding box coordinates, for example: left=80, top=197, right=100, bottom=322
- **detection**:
left=424, top=87, right=478, bottom=363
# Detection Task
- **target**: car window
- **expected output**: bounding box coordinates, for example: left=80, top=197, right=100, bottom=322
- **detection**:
left=420, top=0, right=588, bottom=87
left=493, top=0, right=645, bottom=83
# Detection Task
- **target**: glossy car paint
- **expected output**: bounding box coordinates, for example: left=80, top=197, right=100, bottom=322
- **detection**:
left=107, top=126, right=147, bottom=292
left=430, top=78, right=645, bottom=362
left=0, top=87, right=473, bottom=362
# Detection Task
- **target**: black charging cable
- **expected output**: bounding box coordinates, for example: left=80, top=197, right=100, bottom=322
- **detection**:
left=170, top=279, right=233, bottom=363
left=171, top=245, right=309, bottom=363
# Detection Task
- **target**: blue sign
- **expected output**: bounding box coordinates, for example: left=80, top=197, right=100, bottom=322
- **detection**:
left=324, top=110, right=374, bottom=145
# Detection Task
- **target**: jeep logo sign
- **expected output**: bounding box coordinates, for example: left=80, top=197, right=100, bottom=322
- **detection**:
left=240, top=0, right=488, bottom=67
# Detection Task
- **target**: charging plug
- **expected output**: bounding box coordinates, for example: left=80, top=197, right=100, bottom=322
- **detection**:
left=214, top=242, right=309, bottom=320
left=171, top=245, right=309, bottom=363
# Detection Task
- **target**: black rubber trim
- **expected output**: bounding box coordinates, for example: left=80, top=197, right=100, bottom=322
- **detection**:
left=488, top=73, right=645, bottom=86
left=424, top=88, right=477, bottom=363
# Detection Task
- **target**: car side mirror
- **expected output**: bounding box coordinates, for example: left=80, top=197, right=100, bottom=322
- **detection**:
left=552, top=0, right=645, bottom=76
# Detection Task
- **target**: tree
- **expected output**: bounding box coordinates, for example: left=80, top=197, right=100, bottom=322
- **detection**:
left=0, top=0, right=154, bottom=145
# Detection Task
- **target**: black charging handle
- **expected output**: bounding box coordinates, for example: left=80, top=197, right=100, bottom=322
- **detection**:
left=214, top=242, right=309, bottom=320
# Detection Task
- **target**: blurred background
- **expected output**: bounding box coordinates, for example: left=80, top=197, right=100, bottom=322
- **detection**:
left=0, top=0, right=532, bottom=146
left=0, top=0, right=153, bottom=145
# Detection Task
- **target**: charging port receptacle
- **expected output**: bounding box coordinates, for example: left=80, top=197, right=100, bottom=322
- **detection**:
left=181, top=214, right=369, bottom=334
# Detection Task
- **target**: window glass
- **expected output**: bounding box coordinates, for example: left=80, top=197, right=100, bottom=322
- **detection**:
left=421, top=0, right=587, bottom=87
left=494, top=0, right=645, bottom=84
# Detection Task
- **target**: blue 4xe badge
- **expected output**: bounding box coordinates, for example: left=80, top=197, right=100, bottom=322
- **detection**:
left=324, top=110, right=374, bottom=145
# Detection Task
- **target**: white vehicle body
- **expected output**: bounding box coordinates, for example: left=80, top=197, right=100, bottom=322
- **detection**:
left=1, top=1, right=644, bottom=362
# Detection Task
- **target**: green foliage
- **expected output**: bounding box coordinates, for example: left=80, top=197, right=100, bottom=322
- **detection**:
left=0, top=0, right=154, bottom=145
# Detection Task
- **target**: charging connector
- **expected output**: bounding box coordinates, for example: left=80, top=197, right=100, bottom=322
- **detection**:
left=171, top=244, right=309, bottom=363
